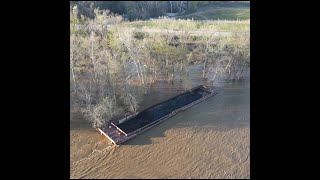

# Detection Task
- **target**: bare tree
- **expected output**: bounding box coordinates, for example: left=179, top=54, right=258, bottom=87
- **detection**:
left=117, top=28, right=146, bottom=85
left=70, top=34, right=78, bottom=93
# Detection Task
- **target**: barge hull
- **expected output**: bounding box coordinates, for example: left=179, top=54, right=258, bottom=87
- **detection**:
left=98, top=85, right=218, bottom=145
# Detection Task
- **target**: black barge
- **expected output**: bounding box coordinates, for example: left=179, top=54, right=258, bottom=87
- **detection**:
left=98, top=85, right=218, bottom=145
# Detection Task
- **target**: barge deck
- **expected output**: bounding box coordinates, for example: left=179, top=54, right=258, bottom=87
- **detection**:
left=98, top=85, right=219, bottom=145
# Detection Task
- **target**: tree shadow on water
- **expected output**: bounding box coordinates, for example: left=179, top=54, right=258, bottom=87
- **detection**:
left=70, top=110, right=92, bottom=130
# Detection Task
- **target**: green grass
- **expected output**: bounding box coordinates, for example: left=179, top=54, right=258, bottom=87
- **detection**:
left=122, top=5, right=250, bottom=32
left=177, top=8, right=250, bottom=20
left=123, top=18, right=250, bottom=32
left=203, top=8, right=250, bottom=20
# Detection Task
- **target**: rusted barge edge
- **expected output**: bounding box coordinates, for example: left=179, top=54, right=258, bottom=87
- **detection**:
left=98, top=85, right=219, bottom=145
left=97, top=128, right=117, bottom=144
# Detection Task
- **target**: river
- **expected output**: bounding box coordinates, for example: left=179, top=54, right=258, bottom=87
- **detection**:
left=70, top=68, right=250, bottom=179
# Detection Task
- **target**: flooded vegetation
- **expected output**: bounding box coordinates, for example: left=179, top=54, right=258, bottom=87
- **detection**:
left=70, top=1, right=250, bottom=179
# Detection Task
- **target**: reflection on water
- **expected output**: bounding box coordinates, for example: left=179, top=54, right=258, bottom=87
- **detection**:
left=70, top=68, right=250, bottom=179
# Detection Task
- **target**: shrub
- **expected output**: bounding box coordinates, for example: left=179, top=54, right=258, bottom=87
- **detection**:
left=133, top=31, right=145, bottom=40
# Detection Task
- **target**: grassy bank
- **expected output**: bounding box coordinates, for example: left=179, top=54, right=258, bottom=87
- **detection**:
left=124, top=18, right=250, bottom=32
left=178, top=8, right=250, bottom=20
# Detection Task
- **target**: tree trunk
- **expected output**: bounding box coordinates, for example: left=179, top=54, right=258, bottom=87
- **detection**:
left=203, top=57, right=207, bottom=78
left=90, top=41, right=97, bottom=81
left=70, top=57, right=77, bottom=92
left=137, top=58, right=145, bottom=85
left=203, top=42, right=209, bottom=78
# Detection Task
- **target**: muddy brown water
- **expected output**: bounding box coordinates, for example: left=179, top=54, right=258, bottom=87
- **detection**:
left=70, top=68, right=250, bottom=179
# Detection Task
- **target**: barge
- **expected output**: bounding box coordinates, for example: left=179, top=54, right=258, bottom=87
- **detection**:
left=98, top=85, right=219, bottom=145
